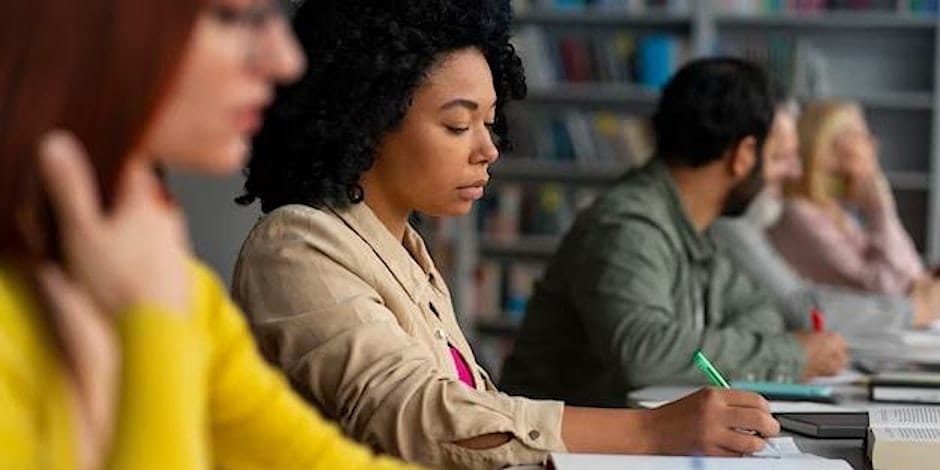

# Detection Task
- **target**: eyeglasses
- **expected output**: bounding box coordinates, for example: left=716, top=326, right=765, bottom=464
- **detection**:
left=208, top=0, right=285, bottom=30
left=207, top=0, right=287, bottom=61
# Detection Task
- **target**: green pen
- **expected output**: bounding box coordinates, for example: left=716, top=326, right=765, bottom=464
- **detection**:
left=693, top=351, right=777, bottom=451
left=693, top=351, right=731, bottom=389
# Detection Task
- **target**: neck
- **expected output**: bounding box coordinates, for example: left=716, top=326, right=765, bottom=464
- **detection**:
left=360, top=173, right=410, bottom=241
left=667, top=164, right=728, bottom=232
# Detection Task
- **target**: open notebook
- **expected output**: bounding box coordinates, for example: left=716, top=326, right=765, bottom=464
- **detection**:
left=548, top=453, right=852, bottom=470
left=549, top=438, right=850, bottom=470
left=867, top=407, right=940, bottom=470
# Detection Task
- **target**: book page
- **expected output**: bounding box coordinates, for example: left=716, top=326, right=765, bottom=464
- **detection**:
left=869, top=407, right=940, bottom=428
left=875, top=427, right=940, bottom=442
left=751, top=437, right=804, bottom=458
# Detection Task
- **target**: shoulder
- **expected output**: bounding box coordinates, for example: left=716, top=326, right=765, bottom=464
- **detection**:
left=238, top=204, right=366, bottom=270
left=567, top=171, right=678, bottom=259
left=710, top=217, right=759, bottom=246
left=596, top=167, right=672, bottom=218
left=562, top=203, right=675, bottom=269
left=232, top=205, right=380, bottom=316
left=245, top=204, right=353, bottom=247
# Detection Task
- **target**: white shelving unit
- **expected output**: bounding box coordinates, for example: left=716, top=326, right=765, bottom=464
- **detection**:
left=445, top=2, right=940, bottom=372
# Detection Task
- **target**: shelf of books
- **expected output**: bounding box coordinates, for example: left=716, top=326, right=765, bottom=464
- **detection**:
left=716, top=12, right=935, bottom=29
left=448, top=0, right=940, bottom=380
left=515, top=9, right=692, bottom=27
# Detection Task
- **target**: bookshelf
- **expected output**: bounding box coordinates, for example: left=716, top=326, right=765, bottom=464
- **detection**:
left=714, top=11, right=936, bottom=29
left=526, top=82, right=660, bottom=106
left=515, top=9, right=692, bottom=26
left=443, top=0, right=940, bottom=379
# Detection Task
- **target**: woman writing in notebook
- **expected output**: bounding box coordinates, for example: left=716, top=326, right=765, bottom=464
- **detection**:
left=0, top=0, right=421, bottom=468
left=233, top=1, right=780, bottom=469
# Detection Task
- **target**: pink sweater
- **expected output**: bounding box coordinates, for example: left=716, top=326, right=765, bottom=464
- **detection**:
left=768, top=195, right=924, bottom=295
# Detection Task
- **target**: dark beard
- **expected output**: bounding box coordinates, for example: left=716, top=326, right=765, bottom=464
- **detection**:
left=721, top=158, right=765, bottom=217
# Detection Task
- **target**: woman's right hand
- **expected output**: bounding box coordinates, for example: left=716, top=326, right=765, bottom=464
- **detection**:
left=834, top=131, right=885, bottom=209
left=38, top=131, right=191, bottom=315
left=562, top=388, right=778, bottom=457
left=641, top=388, right=779, bottom=456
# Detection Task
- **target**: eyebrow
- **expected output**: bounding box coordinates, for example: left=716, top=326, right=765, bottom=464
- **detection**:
left=439, top=99, right=497, bottom=112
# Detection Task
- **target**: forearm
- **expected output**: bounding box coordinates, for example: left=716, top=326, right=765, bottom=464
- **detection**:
left=613, top=321, right=805, bottom=387
left=561, top=406, right=649, bottom=454
left=108, top=307, right=203, bottom=470
left=274, top=326, right=564, bottom=468
left=808, top=284, right=913, bottom=334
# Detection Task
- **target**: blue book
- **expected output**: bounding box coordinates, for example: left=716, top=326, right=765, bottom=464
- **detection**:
left=636, top=34, right=677, bottom=90
left=552, top=0, right=587, bottom=11
left=732, top=381, right=835, bottom=402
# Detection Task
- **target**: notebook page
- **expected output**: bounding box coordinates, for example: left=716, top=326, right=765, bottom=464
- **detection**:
left=548, top=454, right=852, bottom=470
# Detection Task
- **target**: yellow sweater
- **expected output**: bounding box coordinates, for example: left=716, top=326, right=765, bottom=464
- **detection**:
left=0, top=260, right=421, bottom=470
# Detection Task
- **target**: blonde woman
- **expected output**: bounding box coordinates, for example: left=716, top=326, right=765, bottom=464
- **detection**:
left=768, top=101, right=927, bottom=296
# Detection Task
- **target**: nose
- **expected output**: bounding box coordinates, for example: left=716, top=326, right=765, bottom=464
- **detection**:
left=253, top=18, right=306, bottom=83
left=471, top=125, right=499, bottom=165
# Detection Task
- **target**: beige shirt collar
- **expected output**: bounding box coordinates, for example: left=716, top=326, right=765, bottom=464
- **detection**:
left=328, top=202, right=438, bottom=304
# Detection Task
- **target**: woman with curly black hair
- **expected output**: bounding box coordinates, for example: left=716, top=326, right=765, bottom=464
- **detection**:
left=233, top=1, right=779, bottom=468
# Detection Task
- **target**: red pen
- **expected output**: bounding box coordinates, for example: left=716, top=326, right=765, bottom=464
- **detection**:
left=811, top=308, right=826, bottom=332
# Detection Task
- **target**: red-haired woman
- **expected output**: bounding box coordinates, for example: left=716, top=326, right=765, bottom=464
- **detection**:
left=0, top=1, right=420, bottom=469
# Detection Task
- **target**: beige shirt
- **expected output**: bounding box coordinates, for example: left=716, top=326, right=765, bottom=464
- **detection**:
left=232, top=202, right=565, bottom=470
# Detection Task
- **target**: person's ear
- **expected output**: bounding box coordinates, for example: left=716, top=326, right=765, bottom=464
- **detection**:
left=727, top=136, right=757, bottom=181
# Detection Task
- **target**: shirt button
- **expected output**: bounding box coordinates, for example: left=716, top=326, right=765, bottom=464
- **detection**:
left=528, top=430, right=541, bottom=440
left=434, top=328, right=446, bottom=341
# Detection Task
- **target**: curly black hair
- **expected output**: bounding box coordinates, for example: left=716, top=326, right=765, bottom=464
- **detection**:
left=237, top=0, right=526, bottom=213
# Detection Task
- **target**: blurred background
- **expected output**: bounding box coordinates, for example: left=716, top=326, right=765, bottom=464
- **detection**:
left=175, top=0, right=940, bottom=376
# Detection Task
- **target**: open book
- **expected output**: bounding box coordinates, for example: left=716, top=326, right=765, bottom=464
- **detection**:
left=867, top=407, right=940, bottom=470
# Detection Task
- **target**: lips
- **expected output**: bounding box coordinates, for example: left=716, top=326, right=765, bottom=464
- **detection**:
left=234, top=90, right=273, bottom=134
left=233, top=108, right=263, bottom=133
left=457, top=178, right=488, bottom=201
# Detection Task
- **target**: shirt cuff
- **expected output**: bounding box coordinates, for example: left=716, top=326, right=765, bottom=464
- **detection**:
left=512, top=396, right=567, bottom=453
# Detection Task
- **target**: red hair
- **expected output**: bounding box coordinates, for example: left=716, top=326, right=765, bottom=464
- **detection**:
left=0, top=0, right=203, bottom=261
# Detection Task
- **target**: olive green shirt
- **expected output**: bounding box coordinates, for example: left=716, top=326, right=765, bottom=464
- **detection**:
left=500, top=160, right=806, bottom=407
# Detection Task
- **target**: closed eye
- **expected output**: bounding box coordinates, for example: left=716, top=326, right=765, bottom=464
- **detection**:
left=446, top=125, right=470, bottom=135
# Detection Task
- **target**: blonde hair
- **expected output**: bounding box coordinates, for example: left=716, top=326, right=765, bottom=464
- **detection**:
left=786, top=100, right=864, bottom=217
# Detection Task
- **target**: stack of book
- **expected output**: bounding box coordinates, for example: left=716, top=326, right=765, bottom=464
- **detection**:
left=869, top=371, right=940, bottom=404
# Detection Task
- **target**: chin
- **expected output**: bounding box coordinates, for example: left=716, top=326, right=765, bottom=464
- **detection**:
left=195, top=142, right=249, bottom=175
left=425, top=201, right=475, bottom=218
left=159, top=137, right=249, bottom=175
left=451, top=200, right=476, bottom=216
